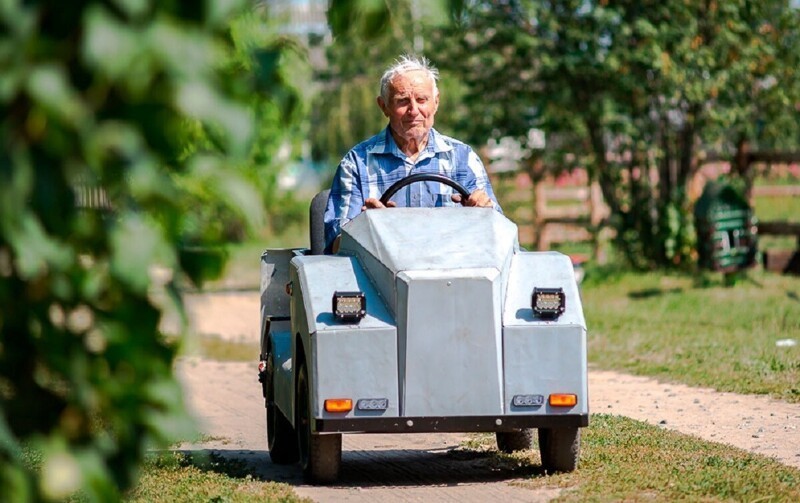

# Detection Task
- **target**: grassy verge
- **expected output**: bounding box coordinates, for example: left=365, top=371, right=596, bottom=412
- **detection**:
left=581, top=267, right=800, bottom=402
left=126, top=452, right=309, bottom=503
left=180, top=335, right=258, bottom=362
left=466, top=414, right=800, bottom=502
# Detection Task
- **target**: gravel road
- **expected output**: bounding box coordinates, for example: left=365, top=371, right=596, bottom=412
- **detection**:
left=174, top=292, right=800, bottom=502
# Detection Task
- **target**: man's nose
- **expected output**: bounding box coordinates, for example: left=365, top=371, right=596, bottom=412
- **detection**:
left=406, top=101, right=419, bottom=115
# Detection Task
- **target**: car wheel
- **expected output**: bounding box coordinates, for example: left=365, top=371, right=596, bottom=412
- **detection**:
left=538, top=427, right=580, bottom=473
left=495, top=429, right=534, bottom=453
left=266, top=351, right=298, bottom=464
left=296, top=362, right=342, bottom=484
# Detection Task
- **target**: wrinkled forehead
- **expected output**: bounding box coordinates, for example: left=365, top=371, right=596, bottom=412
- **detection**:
left=388, top=70, right=437, bottom=97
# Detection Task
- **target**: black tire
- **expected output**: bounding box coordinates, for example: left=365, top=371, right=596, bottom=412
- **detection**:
left=296, top=363, right=342, bottom=484
left=496, top=429, right=534, bottom=453
left=538, top=427, right=580, bottom=473
left=266, top=352, right=299, bottom=464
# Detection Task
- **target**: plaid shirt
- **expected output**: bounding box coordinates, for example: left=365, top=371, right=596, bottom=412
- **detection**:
left=324, top=127, right=502, bottom=252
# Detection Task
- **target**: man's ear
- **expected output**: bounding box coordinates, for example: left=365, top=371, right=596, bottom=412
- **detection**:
left=377, top=96, right=389, bottom=117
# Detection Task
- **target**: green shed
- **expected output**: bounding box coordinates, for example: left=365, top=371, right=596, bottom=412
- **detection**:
left=694, top=182, right=758, bottom=272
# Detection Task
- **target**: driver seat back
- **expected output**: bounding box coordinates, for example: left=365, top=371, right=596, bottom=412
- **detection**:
left=309, top=189, right=330, bottom=255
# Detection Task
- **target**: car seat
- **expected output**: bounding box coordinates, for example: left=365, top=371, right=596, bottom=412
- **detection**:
left=309, top=189, right=330, bottom=255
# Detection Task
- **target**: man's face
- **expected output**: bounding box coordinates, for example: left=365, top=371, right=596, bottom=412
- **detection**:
left=378, top=70, right=439, bottom=145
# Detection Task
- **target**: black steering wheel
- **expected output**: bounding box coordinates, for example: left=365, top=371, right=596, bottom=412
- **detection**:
left=379, top=173, right=470, bottom=206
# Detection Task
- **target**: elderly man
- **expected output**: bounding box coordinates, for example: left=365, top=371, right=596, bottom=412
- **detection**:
left=323, top=55, right=502, bottom=253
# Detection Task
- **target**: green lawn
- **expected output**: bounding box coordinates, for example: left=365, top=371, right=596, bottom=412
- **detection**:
left=582, top=268, right=800, bottom=402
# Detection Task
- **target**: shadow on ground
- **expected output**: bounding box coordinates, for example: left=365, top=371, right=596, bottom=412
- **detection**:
left=174, top=446, right=544, bottom=488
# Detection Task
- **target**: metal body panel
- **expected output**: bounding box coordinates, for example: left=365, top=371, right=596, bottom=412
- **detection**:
left=312, top=327, right=400, bottom=419
left=339, top=208, right=519, bottom=274
left=502, top=325, right=588, bottom=415
left=503, top=252, right=586, bottom=328
left=260, top=249, right=296, bottom=343
left=397, top=268, right=504, bottom=417
left=270, top=330, right=294, bottom=419
left=289, top=255, right=397, bottom=422
left=291, top=255, right=395, bottom=336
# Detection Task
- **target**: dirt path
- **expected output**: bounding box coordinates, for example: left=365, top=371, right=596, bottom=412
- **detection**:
left=175, top=292, right=800, bottom=501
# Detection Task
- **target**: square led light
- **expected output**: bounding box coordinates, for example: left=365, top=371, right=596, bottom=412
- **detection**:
left=332, top=291, right=366, bottom=323
left=531, top=287, right=566, bottom=320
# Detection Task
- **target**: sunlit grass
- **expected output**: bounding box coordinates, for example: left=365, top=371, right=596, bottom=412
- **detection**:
left=582, top=268, right=800, bottom=402
left=459, top=415, right=800, bottom=501
left=126, top=452, right=310, bottom=503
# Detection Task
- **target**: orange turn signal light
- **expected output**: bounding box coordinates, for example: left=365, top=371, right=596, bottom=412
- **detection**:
left=324, top=398, right=353, bottom=413
left=549, top=394, right=578, bottom=407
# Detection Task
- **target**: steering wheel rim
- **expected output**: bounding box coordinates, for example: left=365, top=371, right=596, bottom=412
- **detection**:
left=379, top=173, right=470, bottom=206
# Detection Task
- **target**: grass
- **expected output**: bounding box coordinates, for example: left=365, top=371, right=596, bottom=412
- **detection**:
left=180, top=335, right=258, bottom=362
left=581, top=267, right=800, bottom=402
left=754, top=195, right=800, bottom=223
left=126, top=452, right=310, bottom=503
left=510, top=414, right=800, bottom=502
left=753, top=192, right=800, bottom=249
left=460, top=414, right=800, bottom=501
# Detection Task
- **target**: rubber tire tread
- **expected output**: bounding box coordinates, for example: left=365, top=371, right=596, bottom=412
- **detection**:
left=538, top=427, right=580, bottom=473
left=266, top=351, right=299, bottom=464
left=297, top=363, right=342, bottom=484
left=495, top=429, right=534, bottom=453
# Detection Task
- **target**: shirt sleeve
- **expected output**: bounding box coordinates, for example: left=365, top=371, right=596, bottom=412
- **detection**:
left=465, top=148, right=503, bottom=213
left=324, top=153, right=364, bottom=253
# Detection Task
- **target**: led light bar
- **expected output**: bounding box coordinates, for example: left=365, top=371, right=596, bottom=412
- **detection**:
left=531, top=287, right=566, bottom=320
left=512, top=394, right=545, bottom=407
left=332, top=291, right=366, bottom=323
left=356, top=398, right=389, bottom=411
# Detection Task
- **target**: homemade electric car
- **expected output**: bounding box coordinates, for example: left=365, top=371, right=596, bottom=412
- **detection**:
left=258, top=174, right=589, bottom=483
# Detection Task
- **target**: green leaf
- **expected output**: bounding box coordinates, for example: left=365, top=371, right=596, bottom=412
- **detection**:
left=176, top=82, right=253, bottom=155
left=110, top=214, right=173, bottom=294
left=9, top=214, right=73, bottom=279
left=26, top=64, right=88, bottom=127
left=83, top=5, right=143, bottom=81
left=205, top=0, right=247, bottom=27
left=111, top=0, right=149, bottom=18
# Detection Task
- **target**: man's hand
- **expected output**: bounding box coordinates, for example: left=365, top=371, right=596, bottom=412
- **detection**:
left=362, top=198, right=397, bottom=210
left=452, top=189, right=494, bottom=208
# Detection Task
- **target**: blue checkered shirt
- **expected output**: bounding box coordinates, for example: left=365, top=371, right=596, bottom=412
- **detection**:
left=324, top=127, right=502, bottom=252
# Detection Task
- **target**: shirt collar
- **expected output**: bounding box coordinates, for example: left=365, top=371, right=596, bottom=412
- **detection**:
left=368, top=127, right=454, bottom=157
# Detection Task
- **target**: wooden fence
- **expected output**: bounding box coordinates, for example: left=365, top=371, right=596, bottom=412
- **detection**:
left=491, top=159, right=798, bottom=268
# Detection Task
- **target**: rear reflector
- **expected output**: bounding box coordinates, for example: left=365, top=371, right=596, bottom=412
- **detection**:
left=512, top=394, right=545, bottom=407
left=549, top=394, right=578, bottom=407
left=324, top=399, right=353, bottom=413
left=356, top=398, right=389, bottom=411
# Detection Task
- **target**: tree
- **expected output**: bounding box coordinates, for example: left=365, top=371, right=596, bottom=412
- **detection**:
left=0, top=1, right=303, bottom=499
left=437, top=0, right=800, bottom=268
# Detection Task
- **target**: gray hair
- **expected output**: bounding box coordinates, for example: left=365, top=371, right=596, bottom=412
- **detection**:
left=379, top=55, right=439, bottom=101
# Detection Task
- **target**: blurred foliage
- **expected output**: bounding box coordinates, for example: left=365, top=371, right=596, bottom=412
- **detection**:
left=432, top=0, right=800, bottom=269
left=0, top=0, right=309, bottom=500
left=179, top=9, right=310, bottom=239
